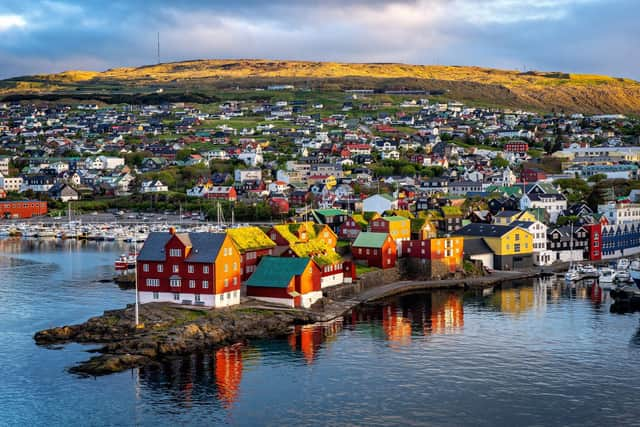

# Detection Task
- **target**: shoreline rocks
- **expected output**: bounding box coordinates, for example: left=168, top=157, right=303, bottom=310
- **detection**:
left=35, top=303, right=314, bottom=376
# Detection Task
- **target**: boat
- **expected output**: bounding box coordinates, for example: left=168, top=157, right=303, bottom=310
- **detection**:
left=564, top=267, right=580, bottom=282
left=114, top=253, right=137, bottom=270
left=629, top=260, right=640, bottom=287
left=599, top=267, right=615, bottom=285
left=616, top=270, right=631, bottom=283
left=617, top=258, right=630, bottom=271
left=579, top=264, right=598, bottom=275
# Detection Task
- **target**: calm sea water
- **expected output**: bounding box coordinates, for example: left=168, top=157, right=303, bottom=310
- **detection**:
left=1, top=238, right=640, bottom=426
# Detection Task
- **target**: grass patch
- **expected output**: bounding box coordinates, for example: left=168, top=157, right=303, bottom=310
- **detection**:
left=356, top=264, right=379, bottom=275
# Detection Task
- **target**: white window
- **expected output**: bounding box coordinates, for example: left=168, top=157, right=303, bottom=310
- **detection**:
left=233, top=277, right=237, bottom=286
left=220, top=294, right=224, bottom=301
left=203, top=265, right=209, bottom=274
left=157, top=264, right=163, bottom=273
left=170, top=248, right=181, bottom=257
left=224, top=264, right=228, bottom=272
left=202, top=280, right=209, bottom=289
left=170, top=278, right=181, bottom=287
left=189, top=280, right=196, bottom=288
left=172, top=265, right=179, bottom=273
left=143, top=263, right=149, bottom=272
left=195, top=294, right=201, bottom=303
left=173, top=293, right=180, bottom=301
left=188, top=265, right=194, bottom=273
left=153, top=292, right=159, bottom=299
left=224, top=278, right=229, bottom=287
left=145, top=278, right=159, bottom=287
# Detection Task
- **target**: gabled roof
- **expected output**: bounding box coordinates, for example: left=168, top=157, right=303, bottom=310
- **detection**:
left=137, top=231, right=226, bottom=263
left=494, top=210, right=522, bottom=218
left=353, top=232, right=389, bottom=248
left=463, top=238, right=493, bottom=255
left=245, top=256, right=311, bottom=288
left=454, top=223, right=523, bottom=238
left=227, top=226, right=276, bottom=252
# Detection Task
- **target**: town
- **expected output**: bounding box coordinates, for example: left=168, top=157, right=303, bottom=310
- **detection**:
left=2, top=90, right=640, bottom=308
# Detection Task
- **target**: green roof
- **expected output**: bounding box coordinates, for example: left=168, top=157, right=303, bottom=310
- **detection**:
left=410, top=218, right=426, bottom=233
left=383, top=215, right=410, bottom=222
left=245, top=257, right=310, bottom=288
left=314, top=208, right=347, bottom=217
left=353, top=232, right=389, bottom=248
left=441, top=206, right=463, bottom=217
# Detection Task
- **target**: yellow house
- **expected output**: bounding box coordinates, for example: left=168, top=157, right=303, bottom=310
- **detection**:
left=492, top=210, right=536, bottom=225
left=454, top=223, right=533, bottom=270
left=370, top=216, right=411, bottom=240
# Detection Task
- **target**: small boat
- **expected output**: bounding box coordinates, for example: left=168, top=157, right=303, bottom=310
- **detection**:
left=629, top=260, right=640, bottom=287
left=599, top=267, right=615, bottom=284
left=580, top=264, right=598, bottom=275
left=114, top=253, right=137, bottom=270
left=564, top=269, right=580, bottom=282
left=617, top=258, right=630, bottom=271
left=616, top=270, right=631, bottom=283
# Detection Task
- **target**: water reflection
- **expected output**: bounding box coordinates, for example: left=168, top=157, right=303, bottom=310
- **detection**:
left=288, top=322, right=342, bottom=364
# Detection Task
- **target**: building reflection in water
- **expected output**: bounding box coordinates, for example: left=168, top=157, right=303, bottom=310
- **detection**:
left=288, top=320, right=342, bottom=364
left=344, top=290, right=465, bottom=348
left=215, top=344, right=244, bottom=409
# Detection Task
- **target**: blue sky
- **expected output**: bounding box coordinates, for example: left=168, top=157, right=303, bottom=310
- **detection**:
left=0, top=0, right=638, bottom=79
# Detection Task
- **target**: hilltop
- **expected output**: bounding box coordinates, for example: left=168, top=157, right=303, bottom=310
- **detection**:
left=2, top=59, right=640, bottom=113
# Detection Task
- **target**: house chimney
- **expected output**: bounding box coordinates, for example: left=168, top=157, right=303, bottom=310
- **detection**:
left=169, top=227, right=176, bottom=235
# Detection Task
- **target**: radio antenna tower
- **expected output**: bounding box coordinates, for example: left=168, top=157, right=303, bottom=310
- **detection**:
left=157, top=32, right=160, bottom=64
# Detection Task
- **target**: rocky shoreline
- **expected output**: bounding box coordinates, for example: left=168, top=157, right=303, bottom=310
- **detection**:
left=34, top=303, right=314, bottom=376
left=34, top=268, right=555, bottom=377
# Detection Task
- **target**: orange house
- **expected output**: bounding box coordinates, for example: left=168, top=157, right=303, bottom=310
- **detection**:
left=137, top=229, right=241, bottom=307
left=245, top=256, right=322, bottom=308
left=402, top=236, right=464, bottom=277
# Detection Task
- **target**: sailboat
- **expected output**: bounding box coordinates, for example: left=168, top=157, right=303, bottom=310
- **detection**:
left=564, top=222, right=580, bottom=282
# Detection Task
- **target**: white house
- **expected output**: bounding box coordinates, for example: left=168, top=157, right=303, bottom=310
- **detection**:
left=598, top=202, right=640, bottom=225
left=520, top=193, right=567, bottom=223
left=140, top=180, right=169, bottom=193
left=362, top=194, right=398, bottom=214
left=238, top=145, right=263, bottom=167
left=0, top=173, right=23, bottom=192
left=512, top=220, right=553, bottom=266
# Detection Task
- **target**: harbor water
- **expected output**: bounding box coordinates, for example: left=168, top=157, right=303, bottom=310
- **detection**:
left=1, top=238, right=640, bottom=426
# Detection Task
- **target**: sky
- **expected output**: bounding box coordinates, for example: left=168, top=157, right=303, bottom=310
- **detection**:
left=0, top=0, right=638, bottom=80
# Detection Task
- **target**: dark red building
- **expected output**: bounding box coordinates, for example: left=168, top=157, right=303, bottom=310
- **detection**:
left=520, top=168, right=547, bottom=183
left=504, top=141, right=529, bottom=153
left=0, top=200, right=47, bottom=219
left=352, top=232, right=397, bottom=269
left=583, top=223, right=602, bottom=261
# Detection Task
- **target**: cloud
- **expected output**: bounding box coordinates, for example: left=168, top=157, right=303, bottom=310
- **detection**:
left=0, top=14, right=26, bottom=31
left=0, top=0, right=637, bottom=80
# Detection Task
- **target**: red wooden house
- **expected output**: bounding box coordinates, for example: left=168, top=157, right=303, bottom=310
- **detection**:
left=504, top=141, right=529, bottom=153
left=583, top=222, right=602, bottom=261
left=352, top=232, right=397, bottom=269
left=245, top=256, right=322, bottom=308
left=0, top=200, right=47, bottom=219
left=204, top=186, right=237, bottom=202
left=136, top=228, right=241, bottom=308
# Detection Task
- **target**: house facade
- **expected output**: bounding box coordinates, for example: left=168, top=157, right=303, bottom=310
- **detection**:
left=352, top=232, right=397, bottom=269
left=227, top=226, right=276, bottom=282
left=245, top=256, right=322, bottom=308
left=136, top=229, right=241, bottom=307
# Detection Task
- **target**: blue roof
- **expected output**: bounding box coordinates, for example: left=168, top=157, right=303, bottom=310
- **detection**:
left=137, top=232, right=226, bottom=263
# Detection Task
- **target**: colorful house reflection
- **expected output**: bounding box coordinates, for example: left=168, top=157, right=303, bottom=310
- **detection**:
left=493, top=287, right=535, bottom=316
left=288, top=321, right=342, bottom=364
left=215, top=344, right=244, bottom=409
left=427, top=292, right=464, bottom=335
left=382, top=304, right=412, bottom=347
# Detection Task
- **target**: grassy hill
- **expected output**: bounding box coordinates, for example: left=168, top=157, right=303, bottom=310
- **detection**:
left=2, top=59, right=640, bottom=113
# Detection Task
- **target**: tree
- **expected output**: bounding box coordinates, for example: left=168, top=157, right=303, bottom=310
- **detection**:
left=491, top=157, right=509, bottom=168
left=587, top=174, right=607, bottom=183
left=553, top=178, right=590, bottom=204
left=400, top=165, right=416, bottom=176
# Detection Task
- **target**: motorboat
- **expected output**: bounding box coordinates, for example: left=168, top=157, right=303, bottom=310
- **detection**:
left=616, top=270, right=631, bottom=283
left=617, top=258, right=630, bottom=271
left=599, top=267, right=615, bottom=284
left=579, top=264, right=598, bottom=275
left=114, top=253, right=137, bottom=270
left=564, top=268, right=580, bottom=282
